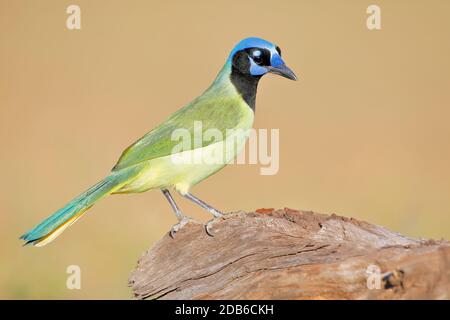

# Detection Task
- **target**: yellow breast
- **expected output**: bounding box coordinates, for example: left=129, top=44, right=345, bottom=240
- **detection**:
left=117, top=106, right=254, bottom=194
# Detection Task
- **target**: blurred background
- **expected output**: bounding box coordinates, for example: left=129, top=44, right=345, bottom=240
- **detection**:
left=1, top=0, right=449, bottom=299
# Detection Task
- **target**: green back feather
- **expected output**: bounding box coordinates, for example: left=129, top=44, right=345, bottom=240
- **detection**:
left=113, top=62, right=253, bottom=171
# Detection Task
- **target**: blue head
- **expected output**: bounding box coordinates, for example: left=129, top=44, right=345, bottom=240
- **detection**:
left=228, top=37, right=297, bottom=81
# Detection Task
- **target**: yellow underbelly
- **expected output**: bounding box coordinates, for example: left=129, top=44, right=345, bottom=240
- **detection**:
left=116, top=128, right=250, bottom=195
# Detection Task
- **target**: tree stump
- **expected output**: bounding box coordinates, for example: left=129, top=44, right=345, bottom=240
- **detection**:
left=129, top=208, right=450, bottom=299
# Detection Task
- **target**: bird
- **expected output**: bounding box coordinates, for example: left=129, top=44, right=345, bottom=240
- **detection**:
left=20, top=37, right=297, bottom=246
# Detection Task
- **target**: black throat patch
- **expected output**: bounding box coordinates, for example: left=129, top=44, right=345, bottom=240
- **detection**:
left=229, top=50, right=262, bottom=111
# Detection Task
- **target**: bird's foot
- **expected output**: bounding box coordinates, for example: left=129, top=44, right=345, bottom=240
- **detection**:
left=169, top=216, right=194, bottom=238
left=209, top=208, right=224, bottom=219
left=205, top=210, right=229, bottom=236
left=205, top=219, right=216, bottom=237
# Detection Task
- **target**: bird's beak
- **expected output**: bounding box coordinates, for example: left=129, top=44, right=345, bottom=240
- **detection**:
left=267, top=64, right=297, bottom=81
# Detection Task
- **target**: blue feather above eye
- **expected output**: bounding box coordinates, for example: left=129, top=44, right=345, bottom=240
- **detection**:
left=229, top=37, right=276, bottom=58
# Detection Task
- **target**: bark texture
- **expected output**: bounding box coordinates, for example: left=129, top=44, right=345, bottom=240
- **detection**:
left=129, top=208, right=450, bottom=299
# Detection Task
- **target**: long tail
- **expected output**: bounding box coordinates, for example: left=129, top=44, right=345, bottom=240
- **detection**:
left=20, top=171, right=135, bottom=247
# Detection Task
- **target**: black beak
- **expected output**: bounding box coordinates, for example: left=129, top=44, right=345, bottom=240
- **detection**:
left=267, top=64, right=297, bottom=81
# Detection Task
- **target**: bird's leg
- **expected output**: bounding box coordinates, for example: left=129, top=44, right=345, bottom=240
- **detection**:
left=182, top=192, right=223, bottom=218
left=161, top=189, right=191, bottom=238
left=182, top=192, right=224, bottom=236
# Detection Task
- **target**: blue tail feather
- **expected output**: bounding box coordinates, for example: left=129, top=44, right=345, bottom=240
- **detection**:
left=20, top=173, right=130, bottom=246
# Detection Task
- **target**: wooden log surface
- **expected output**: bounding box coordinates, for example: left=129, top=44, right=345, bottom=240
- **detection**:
left=129, top=208, right=450, bottom=299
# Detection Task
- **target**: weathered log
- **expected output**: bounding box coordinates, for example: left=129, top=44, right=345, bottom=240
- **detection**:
left=129, top=208, right=450, bottom=299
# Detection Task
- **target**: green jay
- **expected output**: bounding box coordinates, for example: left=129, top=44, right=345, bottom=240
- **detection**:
left=21, top=37, right=297, bottom=246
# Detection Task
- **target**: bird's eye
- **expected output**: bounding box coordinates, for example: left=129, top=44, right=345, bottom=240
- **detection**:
left=252, top=50, right=263, bottom=65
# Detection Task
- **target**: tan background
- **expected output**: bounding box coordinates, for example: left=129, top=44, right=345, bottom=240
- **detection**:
left=1, top=0, right=449, bottom=299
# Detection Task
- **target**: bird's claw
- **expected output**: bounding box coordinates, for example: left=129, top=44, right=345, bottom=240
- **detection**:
left=204, top=211, right=227, bottom=237
left=205, top=219, right=216, bottom=237
left=170, top=212, right=231, bottom=238
left=170, top=216, right=193, bottom=238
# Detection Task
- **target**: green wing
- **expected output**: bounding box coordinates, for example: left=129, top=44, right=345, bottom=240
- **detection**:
left=112, top=94, right=251, bottom=171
